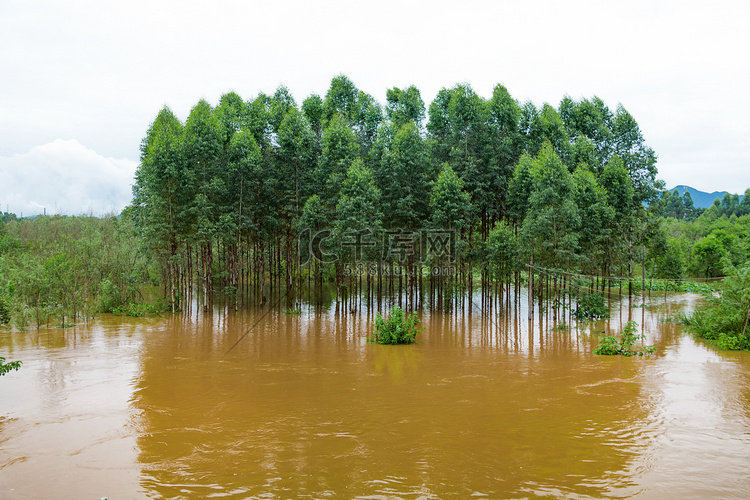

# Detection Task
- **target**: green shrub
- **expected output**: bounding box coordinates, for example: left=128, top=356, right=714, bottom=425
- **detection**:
left=594, top=321, right=656, bottom=356
left=0, top=294, right=10, bottom=324
left=573, top=293, right=610, bottom=319
left=368, top=307, right=422, bottom=345
left=97, top=278, right=122, bottom=313
left=683, top=264, right=750, bottom=350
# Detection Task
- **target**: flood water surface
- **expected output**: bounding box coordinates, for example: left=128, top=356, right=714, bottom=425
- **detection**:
left=2, top=292, right=750, bottom=499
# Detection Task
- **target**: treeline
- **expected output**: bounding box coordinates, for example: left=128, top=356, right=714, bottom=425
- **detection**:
left=654, top=193, right=750, bottom=279
left=0, top=215, right=152, bottom=329
left=130, top=75, right=662, bottom=310
left=656, top=188, right=750, bottom=221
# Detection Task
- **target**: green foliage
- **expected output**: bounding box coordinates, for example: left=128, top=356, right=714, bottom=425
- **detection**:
left=376, top=121, right=430, bottom=229
left=0, top=215, right=153, bottom=328
left=126, top=78, right=668, bottom=299
left=333, top=160, right=383, bottom=261
left=368, top=307, right=422, bottom=345
left=593, top=321, right=656, bottom=356
left=684, top=264, right=750, bottom=350
left=429, top=163, right=472, bottom=230
left=573, top=293, right=610, bottom=319
left=386, top=85, right=426, bottom=129
left=520, top=143, right=580, bottom=269
left=0, top=283, right=11, bottom=324
left=654, top=238, right=685, bottom=280
left=484, top=221, right=520, bottom=281
left=691, top=234, right=726, bottom=278
left=97, top=278, right=122, bottom=313
left=634, top=280, right=715, bottom=293
left=0, top=356, right=22, bottom=376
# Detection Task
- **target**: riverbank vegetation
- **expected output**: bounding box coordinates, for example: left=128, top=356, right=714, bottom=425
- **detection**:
left=682, top=264, right=750, bottom=350
left=0, top=215, right=155, bottom=329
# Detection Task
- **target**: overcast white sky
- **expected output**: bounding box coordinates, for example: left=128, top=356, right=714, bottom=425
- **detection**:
left=1, top=0, right=748, bottom=216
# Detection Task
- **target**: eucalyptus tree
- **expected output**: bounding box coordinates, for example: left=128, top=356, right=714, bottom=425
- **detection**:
left=599, top=155, right=638, bottom=279
left=323, top=75, right=360, bottom=124
left=612, top=105, right=660, bottom=204
left=386, top=85, right=426, bottom=130
left=429, top=163, right=473, bottom=280
left=333, top=159, right=383, bottom=269
left=426, top=83, right=500, bottom=235
left=572, top=167, right=615, bottom=274
left=569, top=135, right=601, bottom=174
left=302, top=93, right=325, bottom=143
left=131, top=106, right=186, bottom=311
left=536, top=104, right=571, bottom=165
left=216, top=91, right=247, bottom=142
left=354, top=91, right=383, bottom=159
left=518, top=101, right=572, bottom=162
left=518, top=101, right=542, bottom=155
left=506, top=153, right=535, bottom=226
left=485, top=83, right=523, bottom=223
left=245, top=93, right=272, bottom=152
left=316, top=114, right=360, bottom=205
left=429, top=163, right=472, bottom=232
left=225, top=130, right=264, bottom=296
left=183, top=99, right=226, bottom=306
left=297, top=194, right=331, bottom=285
left=559, top=96, right=614, bottom=164
left=376, top=121, right=431, bottom=230
left=484, top=220, right=521, bottom=285
left=269, top=85, right=297, bottom=133
left=520, top=143, right=580, bottom=271
left=322, top=76, right=383, bottom=156
left=277, top=107, right=317, bottom=220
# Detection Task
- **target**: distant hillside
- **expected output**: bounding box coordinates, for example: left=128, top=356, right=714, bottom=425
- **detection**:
left=668, top=185, right=744, bottom=209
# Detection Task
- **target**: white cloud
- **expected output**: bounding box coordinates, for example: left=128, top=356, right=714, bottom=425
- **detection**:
left=0, top=139, right=137, bottom=217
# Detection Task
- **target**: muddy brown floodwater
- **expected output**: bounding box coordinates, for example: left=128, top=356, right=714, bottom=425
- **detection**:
left=2, top=290, right=750, bottom=499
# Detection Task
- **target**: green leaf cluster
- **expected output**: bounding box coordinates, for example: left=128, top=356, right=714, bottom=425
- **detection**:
left=0, top=356, right=22, bottom=376
left=368, top=307, right=422, bottom=345
left=573, top=293, right=610, bottom=319
left=593, top=321, right=656, bottom=356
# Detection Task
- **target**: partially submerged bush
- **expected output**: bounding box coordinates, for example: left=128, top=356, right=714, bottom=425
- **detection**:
left=594, top=321, right=656, bottom=356
left=683, top=264, right=750, bottom=350
left=368, top=307, right=422, bottom=345
left=573, top=293, right=610, bottom=319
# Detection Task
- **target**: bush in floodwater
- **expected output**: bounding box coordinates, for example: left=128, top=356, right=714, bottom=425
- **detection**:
left=573, top=293, right=610, bottom=319
left=368, top=307, right=422, bottom=345
left=0, top=356, right=21, bottom=376
left=594, top=321, right=656, bottom=356
left=683, top=264, right=750, bottom=350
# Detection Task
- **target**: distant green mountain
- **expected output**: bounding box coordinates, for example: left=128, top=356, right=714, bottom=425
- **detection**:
left=668, top=185, right=744, bottom=209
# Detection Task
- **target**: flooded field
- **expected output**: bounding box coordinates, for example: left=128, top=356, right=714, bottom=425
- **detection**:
left=2, top=290, right=750, bottom=499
